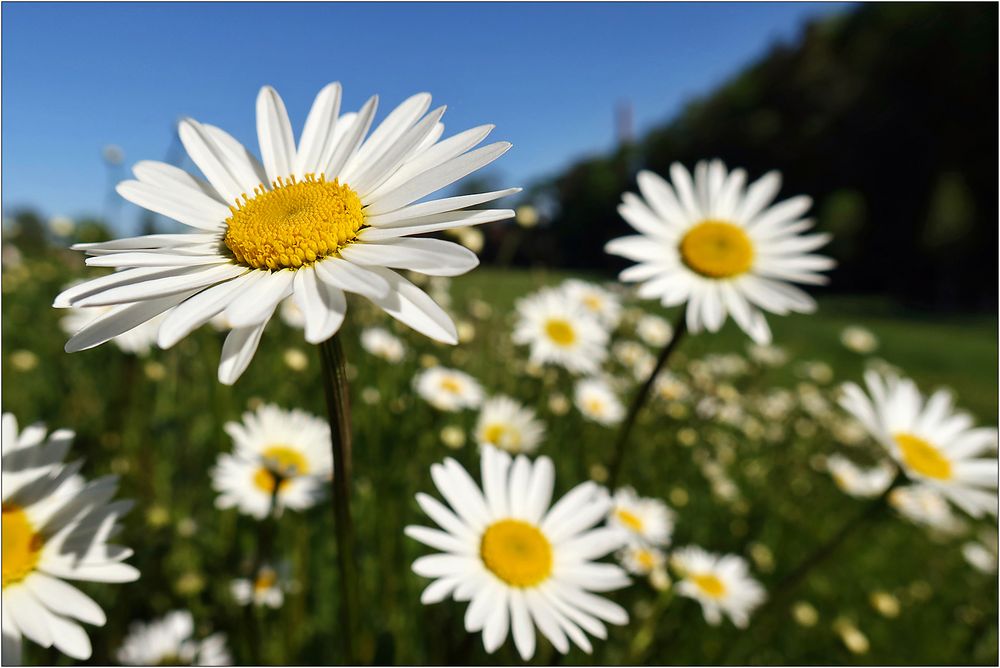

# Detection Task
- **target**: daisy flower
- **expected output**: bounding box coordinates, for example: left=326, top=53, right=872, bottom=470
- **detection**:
left=617, top=544, right=666, bottom=576
left=606, top=487, right=675, bottom=547
left=414, top=366, right=484, bottom=412
left=561, top=279, right=623, bottom=329
left=2, top=413, right=139, bottom=663
left=825, top=454, right=895, bottom=499
left=231, top=565, right=285, bottom=608
left=840, top=325, right=878, bottom=354
left=574, top=378, right=625, bottom=427
left=474, top=395, right=546, bottom=454
left=116, top=610, right=231, bottom=666
left=888, top=485, right=964, bottom=534
left=55, top=82, right=517, bottom=384
left=605, top=160, right=834, bottom=344
left=59, top=283, right=164, bottom=356
left=512, top=287, right=609, bottom=375
left=671, top=546, right=766, bottom=628
left=406, top=445, right=630, bottom=659
left=360, top=326, right=406, bottom=362
left=211, top=404, right=332, bottom=519
left=635, top=313, right=672, bottom=347
left=840, top=370, right=998, bottom=517
left=612, top=340, right=656, bottom=381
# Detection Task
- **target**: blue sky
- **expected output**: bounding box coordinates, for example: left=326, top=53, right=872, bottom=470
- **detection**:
left=2, top=2, right=850, bottom=231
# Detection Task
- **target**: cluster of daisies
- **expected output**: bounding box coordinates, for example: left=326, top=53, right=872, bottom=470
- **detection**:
left=18, top=76, right=995, bottom=666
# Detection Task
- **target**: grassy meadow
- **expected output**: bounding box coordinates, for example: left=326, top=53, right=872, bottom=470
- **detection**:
left=2, top=252, right=997, bottom=666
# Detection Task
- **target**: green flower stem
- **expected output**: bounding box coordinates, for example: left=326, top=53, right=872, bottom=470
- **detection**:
left=606, top=308, right=688, bottom=488
left=318, top=334, right=362, bottom=664
left=721, top=473, right=904, bottom=663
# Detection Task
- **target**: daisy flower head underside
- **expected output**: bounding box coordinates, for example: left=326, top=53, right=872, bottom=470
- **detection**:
left=55, top=82, right=518, bottom=384
left=406, top=445, right=630, bottom=660
left=212, top=404, right=333, bottom=519
left=605, top=160, right=835, bottom=344
left=2, top=413, right=139, bottom=663
left=840, top=370, right=998, bottom=518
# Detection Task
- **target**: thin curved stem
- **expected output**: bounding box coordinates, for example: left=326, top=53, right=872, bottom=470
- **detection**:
left=318, top=335, right=361, bottom=664
left=606, top=307, right=688, bottom=488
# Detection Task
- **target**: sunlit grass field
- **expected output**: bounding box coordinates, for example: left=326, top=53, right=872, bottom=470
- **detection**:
left=3, top=255, right=997, bottom=666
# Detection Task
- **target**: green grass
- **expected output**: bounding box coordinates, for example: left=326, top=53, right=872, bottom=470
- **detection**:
left=3, top=257, right=997, bottom=666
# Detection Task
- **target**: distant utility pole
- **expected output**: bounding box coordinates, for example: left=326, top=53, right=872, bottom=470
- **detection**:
left=616, top=100, right=634, bottom=147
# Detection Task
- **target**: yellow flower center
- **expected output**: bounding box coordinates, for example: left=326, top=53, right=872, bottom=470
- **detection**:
left=691, top=573, right=727, bottom=598
left=480, top=519, right=552, bottom=587
left=585, top=398, right=606, bottom=415
left=253, top=445, right=310, bottom=493
left=440, top=378, right=464, bottom=394
left=894, top=432, right=952, bottom=480
left=482, top=423, right=521, bottom=450
left=636, top=549, right=656, bottom=570
left=616, top=508, right=645, bottom=532
left=680, top=221, right=754, bottom=278
left=254, top=568, right=278, bottom=593
left=582, top=295, right=603, bottom=311
left=2, top=504, right=43, bottom=588
left=544, top=319, right=577, bottom=347
left=224, top=174, right=364, bottom=270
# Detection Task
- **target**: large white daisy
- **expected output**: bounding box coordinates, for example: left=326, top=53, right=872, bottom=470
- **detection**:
left=406, top=445, right=630, bottom=659
left=512, top=287, right=609, bottom=375
left=211, top=403, right=332, bottom=519
left=605, top=160, right=834, bottom=344
left=840, top=370, right=998, bottom=517
left=54, top=82, right=517, bottom=384
left=474, top=395, right=546, bottom=455
left=670, top=546, right=766, bottom=628
left=2, top=413, right=139, bottom=663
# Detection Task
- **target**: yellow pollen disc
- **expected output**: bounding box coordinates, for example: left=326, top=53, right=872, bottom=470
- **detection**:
left=483, top=423, right=521, bottom=449
left=254, top=568, right=278, bottom=592
left=582, top=295, right=602, bottom=311
left=894, top=433, right=952, bottom=480
left=3, top=504, right=43, bottom=588
left=253, top=445, right=310, bottom=493
left=544, top=319, right=577, bottom=347
left=680, top=221, right=754, bottom=279
left=692, top=573, right=727, bottom=598
left=224, top=174, right=364, bottom=270
left=616, top=508, right=644, bottom=532
left=440, top=378, right=464, bottom=394
left=480, top=519, right=553, bottom=587
left=636, top=550, right=656, bottom=570
left=585, top=399, right=605, bottom=415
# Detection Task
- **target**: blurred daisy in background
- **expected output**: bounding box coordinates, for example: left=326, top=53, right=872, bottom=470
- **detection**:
left=211, top=404, right=332, bottom=519
left=278, top=297, right=306, bottom=329
left=59, top=282, right=164, bottom=356
left=840, top=325, right=879, bottom=354
left=825, top=454, right=895, bottom=498
left=474, top=395, right=546, bottom=454
left=635, top=313, right=672, bottom=347
left=606, top=487, right=675, bottom=547
left=617, top=543, right=666, bottom=576
left=117, top=610, right=231, bottom=666
left=574, top=378, right=625, bottom=427
left=561, top=279, right=623, bottom=329
left=605, top=159, right=834, bottom=344
left=840, top=371, right=998, bottom=517
left=406, top=445, right=630, bottom=659
left=414, top=366, right=484, bottom=412
left=961, top=530, right=998, bottom=574
left=612, top=341, right=657, bottom=382
left=888, top=485, right=964, bottom=534
left=360, top=326, right=406, bottom=363
left=231, top=565, right=285, bottom=608
left=2, top=413, right=139, bottom=663
left=671, top=546, right=766, bottom=628
left=55, top=82, right=517, bottom=384
left=512, top=287, right=609, bottom=375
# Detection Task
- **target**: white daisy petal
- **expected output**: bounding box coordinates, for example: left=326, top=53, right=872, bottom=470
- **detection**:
left=256, top=85, right=297, bottom=185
